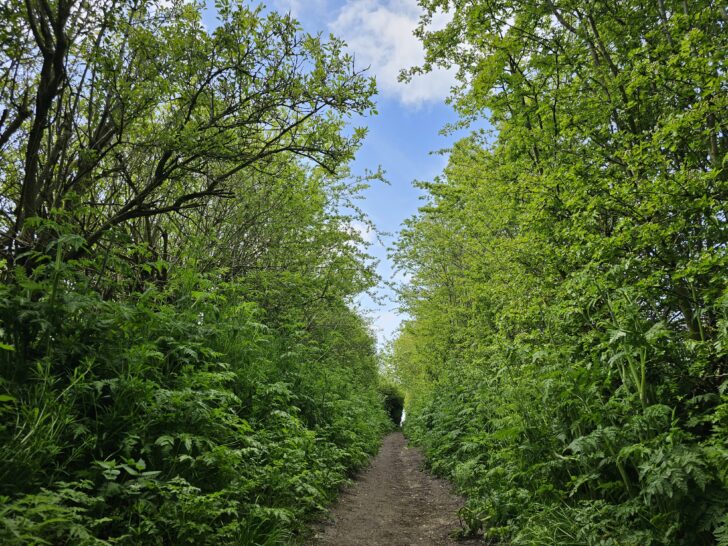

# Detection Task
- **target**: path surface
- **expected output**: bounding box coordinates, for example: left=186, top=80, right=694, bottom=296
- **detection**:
left=309, top=432, right=480, bottom=546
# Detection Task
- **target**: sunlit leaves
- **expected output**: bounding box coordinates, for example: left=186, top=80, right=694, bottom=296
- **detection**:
left=393, top=0, right=727, bottom=543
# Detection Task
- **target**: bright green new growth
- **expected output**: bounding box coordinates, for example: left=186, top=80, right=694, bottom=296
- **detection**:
left=0, top=1, right=389, bottom=544
left=393, top=1, right=728, bottom=544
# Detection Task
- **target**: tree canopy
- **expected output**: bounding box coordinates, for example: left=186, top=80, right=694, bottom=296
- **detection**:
left=392, top=1, right=728, bottom=544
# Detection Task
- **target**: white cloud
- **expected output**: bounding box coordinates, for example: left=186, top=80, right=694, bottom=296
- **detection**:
left=330, top=0, right=456, bottom=106
left=372, top=310, right=402, bottom=343
left=350, top=220, right=376, bottom=243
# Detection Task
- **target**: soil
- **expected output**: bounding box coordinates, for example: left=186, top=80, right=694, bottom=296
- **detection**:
left=308, top=432, right=481, bottom=546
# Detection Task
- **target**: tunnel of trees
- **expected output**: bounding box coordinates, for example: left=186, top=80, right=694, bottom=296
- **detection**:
left=1, top=0, right=727, bottom=545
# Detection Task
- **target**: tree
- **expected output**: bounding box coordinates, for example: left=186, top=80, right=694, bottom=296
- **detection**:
left=393, top=1, right=728, bottom=543
left=1, top=0, right=374, bottom=268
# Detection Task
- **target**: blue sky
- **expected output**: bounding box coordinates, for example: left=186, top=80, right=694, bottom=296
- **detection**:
left=206, top=1, right=476, bottom=345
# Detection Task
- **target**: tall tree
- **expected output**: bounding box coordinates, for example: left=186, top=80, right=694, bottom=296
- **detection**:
left=1, top=0, right=374, bottom=267
left=394, top=1, right=728, bottom=543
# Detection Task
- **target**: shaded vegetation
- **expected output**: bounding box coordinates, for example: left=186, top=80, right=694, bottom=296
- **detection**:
left=378, top=382, right=405, bottom=426
left=392, top=1, right=728, bottom=544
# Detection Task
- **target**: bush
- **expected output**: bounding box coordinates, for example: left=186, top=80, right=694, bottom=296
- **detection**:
left=0, top=268, right=389, bottom=544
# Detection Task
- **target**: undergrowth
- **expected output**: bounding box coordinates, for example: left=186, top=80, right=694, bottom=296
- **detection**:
left=0, top=265, right=389, bottom=545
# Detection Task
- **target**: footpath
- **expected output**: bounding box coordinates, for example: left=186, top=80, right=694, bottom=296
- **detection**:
left=309, top=432, right=481, bottom=546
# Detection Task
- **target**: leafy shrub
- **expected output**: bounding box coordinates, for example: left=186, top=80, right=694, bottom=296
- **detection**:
left=392, top=1, right=728, bottom=542
left=0, top=266, right=389, bottom=544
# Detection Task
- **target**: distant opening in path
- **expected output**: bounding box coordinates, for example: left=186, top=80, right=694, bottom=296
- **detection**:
left=379, top=384, right=404, bottom=425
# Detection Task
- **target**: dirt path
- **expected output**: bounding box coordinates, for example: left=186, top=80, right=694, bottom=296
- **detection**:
left=309, top=432, right=480, bottom=546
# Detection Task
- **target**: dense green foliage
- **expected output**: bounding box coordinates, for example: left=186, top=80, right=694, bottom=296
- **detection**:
left=392, top=1, right=728, bottom=544
left=0, top=1, right=389, bottom=543
left=378, top=381, right=405, bottom=426
left=1, top=272, right=389, bottom=544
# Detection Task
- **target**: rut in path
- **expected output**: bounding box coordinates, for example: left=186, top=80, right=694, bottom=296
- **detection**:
left=309, top=432, right=480, bottom=546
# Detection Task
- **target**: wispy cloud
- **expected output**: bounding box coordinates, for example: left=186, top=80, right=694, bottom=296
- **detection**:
left=330, top=0, right=456, bottom=107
